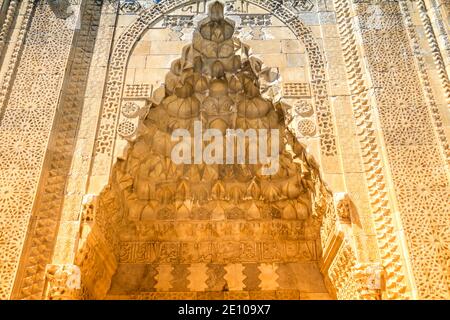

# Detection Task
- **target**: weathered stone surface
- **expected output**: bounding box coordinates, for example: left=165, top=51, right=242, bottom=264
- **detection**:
left=0, top=0, right=448, bottom=300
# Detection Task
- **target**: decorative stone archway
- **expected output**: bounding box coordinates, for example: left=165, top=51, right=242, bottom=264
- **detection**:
left=38, top=1, right=384, bottom=300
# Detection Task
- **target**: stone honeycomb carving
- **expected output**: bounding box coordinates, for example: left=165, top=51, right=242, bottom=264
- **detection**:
left=115, top=1, right=330, bottom=228
left=93, top=0, right=337, bottom=182
left=77, top=2, right=337, bottom=299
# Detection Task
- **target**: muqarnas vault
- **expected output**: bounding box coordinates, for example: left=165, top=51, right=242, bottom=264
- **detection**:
left=0, top=0, right=448, bottom=300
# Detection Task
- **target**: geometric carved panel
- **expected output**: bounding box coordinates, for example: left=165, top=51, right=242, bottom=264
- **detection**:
left=356, top=2, right=450, bottom=299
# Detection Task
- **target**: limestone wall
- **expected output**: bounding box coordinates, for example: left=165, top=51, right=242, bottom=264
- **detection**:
left=0, top=0, right=448, bottom=300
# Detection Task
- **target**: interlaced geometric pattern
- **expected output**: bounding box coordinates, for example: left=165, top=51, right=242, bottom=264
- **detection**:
left=357, top=2, right=450, bottom=299
left=10, top=0, right=105, bottom=300
left=124, top=84, right=152, bottom=98
left=282, top=82, right=311, bottom=98
left=0, top=4, right=76, bottom=299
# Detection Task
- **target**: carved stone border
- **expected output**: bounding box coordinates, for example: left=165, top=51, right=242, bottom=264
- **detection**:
left=0, top=0, right=34, bottom=118
left=0, top=0, right=20, bottom=57
left=416, top=0, right=450, bottom=107
left=10, top=0, right=107, bottom=300
left=0, top=2, right=79, bottom=299
left=333, top=0, right=410, bottom=299
left=399, top=1, right=450, bottom=166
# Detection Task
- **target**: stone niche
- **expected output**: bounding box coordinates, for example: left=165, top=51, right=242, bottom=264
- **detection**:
left=60, top=1, right=374, bottom=300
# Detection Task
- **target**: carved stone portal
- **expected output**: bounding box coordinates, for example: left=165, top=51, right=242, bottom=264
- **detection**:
left=71, top=2, right=368, bottom=300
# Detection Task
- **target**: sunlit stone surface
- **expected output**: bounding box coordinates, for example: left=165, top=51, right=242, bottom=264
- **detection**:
left=0, top=0, right=449, bottom=300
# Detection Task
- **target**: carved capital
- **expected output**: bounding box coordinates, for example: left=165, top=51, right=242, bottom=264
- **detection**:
left=353, top=263, right=384, bottom=300
left=45, top=264, right=82, bottom=300
left=334, top=192, right=354, bottom=223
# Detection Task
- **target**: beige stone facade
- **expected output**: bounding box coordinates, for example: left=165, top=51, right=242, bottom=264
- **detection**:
left=0, top=0, right=448, bottom=300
